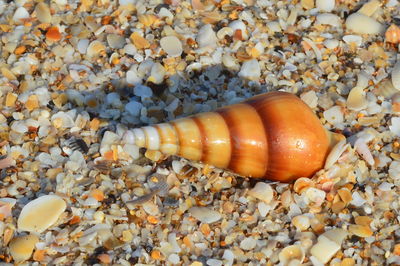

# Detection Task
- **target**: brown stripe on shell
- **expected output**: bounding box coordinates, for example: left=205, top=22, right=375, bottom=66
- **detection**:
left=216, top=103, right=268, bottom=178
left=154, top=123, right=179, bottom=155
left=170, top=121, right=181, bottom=156
left=170, top=118, right=202, bottom=161
left=191, top=116, right=207, bottom=162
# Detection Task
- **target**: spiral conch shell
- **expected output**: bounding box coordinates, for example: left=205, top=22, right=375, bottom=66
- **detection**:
left=123, top=92, right=344, bottom=182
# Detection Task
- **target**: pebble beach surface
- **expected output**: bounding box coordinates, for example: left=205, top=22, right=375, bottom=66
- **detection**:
left=1, top=0, right=400, bottom=265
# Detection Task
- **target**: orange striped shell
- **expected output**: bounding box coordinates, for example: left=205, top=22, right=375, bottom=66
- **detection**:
left=123, top=91, right=344, bottom=182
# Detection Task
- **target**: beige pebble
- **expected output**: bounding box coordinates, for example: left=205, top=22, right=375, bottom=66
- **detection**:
left=348, top=224, right=373, bottom=237
left=279, top=245, right=305, bottom=265
left=18, top=195, right=67, bottom=233
left=9, top=234, right=39, bottom=262
left=310, top=235, right=341, bottom=264
left=345, top=13, right=384, bottom=35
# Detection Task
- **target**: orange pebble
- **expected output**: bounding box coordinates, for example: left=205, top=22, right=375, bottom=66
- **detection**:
left=46, top=26, right=62, bottom=41
left=386, top=24, right=400, bottom=44
left=33, top=249, right=46, bottom=262
left=147, top=215, right=159, bottom=224
left=98, top=253, right=111, bottom=264
left=14, top=46, right=26, bottom=55
left=69, top=215, right=81, bottom=225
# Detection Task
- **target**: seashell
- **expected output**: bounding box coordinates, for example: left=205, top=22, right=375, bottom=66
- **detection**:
left=346, top=86, right=368, bottom=111
left=17, top=195, right=67, bottom=233
left=122, top=92, right=344, bottom=182
left=316, top=14, right=341, bottom=27
left=138, top=14, right=159, bottom=28
left=228, top=20, right=248, bottom=40
left=392, top=61, right=400, bottom=91
left=375, top=78, right=399, bottom=98
left=278, top=245, right=305, bottom=265
left=35, top=2, right=52, bottom=23
left=343, top=34, right=362, bottom=47
left=345, top=13, right=384, bottom=35
left=196, top=24, right=217, bottom=49
left=354, top=138, right=374, bottom=166
left=324, top=139, right=348, bottom=169
left=357, top=0, right=381, bottom=17
left=9, top=234, right=39, bottom=262
left=385, top=24, right=400, bottom=44
left=238, top=59, right=260, bottom=80
left=86, top=40, right=106, bottom=57
left=310, top=235, right=341, bottom=264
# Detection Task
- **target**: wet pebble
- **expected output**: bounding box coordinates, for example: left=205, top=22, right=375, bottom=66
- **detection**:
left=160, top=36, right=183, bottom=57
left=188, top=207, right=222, bottom=224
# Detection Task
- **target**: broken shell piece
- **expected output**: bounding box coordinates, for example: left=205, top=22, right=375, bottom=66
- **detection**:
left=385, top=24, right=400, bottom=44
left=354, top=138, right=375, bottom=166
left=248, top=182, right=273, bottom=203
left=18, top=195, right=67, bottom=233
left=228, top=20, right=248, bottom=40
left=324, top=139, right=349, bottom=169
left=392, top=61, right=400, bottom=91
left=160, top=36, right=183, bottom=57
left=278, top=245, right=305, bottom=265
left=357, top=0, right=381, bottom=17
left=345, top=13, right=384, bottom=35
left=316, top=0, right=335, bottom=12
left=310, top=235, right=341, bottom=264
left=35, top=2, right=52, bottom=23
left=292, top=215, right=311, bottom=231
left=87, top=40, right=106, bottom=57
left=346, top=86, right=368, bottom=111
left=9, top=234, right=39, bottom=262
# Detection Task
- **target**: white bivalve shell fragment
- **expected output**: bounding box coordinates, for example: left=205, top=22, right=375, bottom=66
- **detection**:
left=345, top=13, right=384, bottom=35
left=248, top=182, right=274, bottom=203
left=160, top=36, right=183, bottom=57
left=324, top=139, right=349, bottom=169
left=18, top=195, right=67, bottom=233
left=354, top=138, right=375, bottom=166
left=310, top=229, right=347, bottom=264
left=392, top=61, right=400, bottom=91
left=238, top=59, right=260, bottom=80
left=346, top=86, right=367, bottom=111
left=9, top=234, right=39, bottom=262
left=279, top=245, right=305, bottom=265
left=316, top=0, right=335, bottom=12
left=196, top=24, right=217, bottom=49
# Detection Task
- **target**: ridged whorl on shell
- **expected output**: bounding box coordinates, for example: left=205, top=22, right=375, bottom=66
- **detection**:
left=123, top=91, right=344, bottom=182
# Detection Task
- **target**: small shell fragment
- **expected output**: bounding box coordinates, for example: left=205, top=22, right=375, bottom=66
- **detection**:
left=392, top=61, right=400, bottom=91
left=323, top=106, right=344, bottom=125
left=346, top=86, right=367, bottom=111
left=316, top=0, right=335, bottom=12
left=279, top=245, right=305, bottom=265
left=292, top=215, right=311, bottom=231
left=238, top=59, right=260, bottom=80
left=310, top=235, right=341, bottom=264
left=9, top=234, right=39, bottom=262
left=18, top=195, right=67, bottom=233
left=248, top=182, right=273, bottom=203
left=35, top=2, right=52, bottom=23
left=160, top=36, right=183, bottom=57
left=345, top=13, right=384, bottom=35
left=325, top=139, right=348, bottom=169
left=354, top=138, right=375, bottom=166
left=385, top=24, right=400, bottom=44
left=188, top=207, right=222, bottom=224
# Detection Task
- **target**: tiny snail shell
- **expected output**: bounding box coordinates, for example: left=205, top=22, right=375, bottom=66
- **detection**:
left=123, top=92, right=344, bottom=182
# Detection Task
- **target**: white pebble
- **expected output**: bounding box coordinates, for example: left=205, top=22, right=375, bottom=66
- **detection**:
left=350, top=191, right=366, bottom=207
left=13, top=7, right=30, bottom=22
left=378, top=182, right=394, bottom=191
left=343, top=35, right=363, bottom=47
left=300, top=91, right=318, bottom=109
left=316, top=14, right=341, bottom=27
left=160, top=36, right=183, bottom=57
left=248, top=182, right=274, bottom=203
left=345, top=13, right=384, bottom=35
left=323, top=39, right=339, bottom=49
left=228, top=20, right=248, bottom=39
left=188, top=207, right=222, bottom=224
left=392, top=61, right=400, bottom=90
left=257, top=202, right=270, bottom=217
left=316, top=0, right=335, bottom=12
left=310, top=235, right=341, bottom=264
left=197, top=24, right=217, bottom=49
left=142, top=202, right=159, bottom=216
left=238, top=59, right=260, bottom=81
left=292, top=215, right=311, bottom=231
left=240, top=237, right=257, bottom=250
left=168, top=253, right=180, bottom=264
left=11, top=121, right=28, bottom=134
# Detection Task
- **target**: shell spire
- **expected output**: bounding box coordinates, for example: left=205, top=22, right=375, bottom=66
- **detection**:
left=123, top=91, right=344, bottom=182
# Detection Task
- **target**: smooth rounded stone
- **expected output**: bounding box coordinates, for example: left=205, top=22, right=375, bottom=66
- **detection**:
left=106, top=92, right=123, bottom=108
left=278, top=245, right=305, bottom=265
left=107, top=34, right=126, bottom=49
left=345, top=13, right=384, bottom=35
left=125, top=101, right=143, bottom=116
left=316, top=14, right=341, bottom=27
left=35, top=2, right=51, bottom=23
left=310, top=235, right=341, bottom=264
left=240, top=237, right=257, bottom=250
left=18, top=195, right=66, bottom=233
left=292, top=215, right=311, bottom=231
left=343, top=34, right=363, bottom=47
left=160, top=36, right=183, bottom=57
left=238, top=59, right=261, bottom=81
left=248, top=182, right=273, bottom=203
left=168, top=253, right=180, bottom=264
left=123, top=43, right=137, bottom=56
left=188, top=207, right=222, bottom=224
left=9, top=234, right=39, bottom=262
left=13, top=7, right=29, bottom=22
left=392, top=61, right=400, bottom=90
left=323, top=106, right=343, bottom=125
left=148, top=63, right=166, bottom=84
left=206, top=259, right=223, bottom=266
left=77, top=39, right=89, bottom=54
left=316, top=0, right=335, bottom=12
left=134, top=85, right=153, bottom=99
left=196, top=24, right=217, bottom=49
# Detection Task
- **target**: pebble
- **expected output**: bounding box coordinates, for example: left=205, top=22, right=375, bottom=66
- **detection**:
left=300, top=91, right=318, bottom=108
left=107, top=34, right=126, bottom=49
left=389, top=117, right=400, bottom=137
left=168, top=253, right=180, bottom=264
left=134, top=85, right=153, bottom=99
left=35, top=2, right=51, bottom=23
left=323, top=106, right=344, bottom=126
left=316, top=14, right=341, bottom=27
left=18, top=195, right=67, bottom=233
left=257, top=202, right=270, bottom=217
left=347, top=86, right=367, bottom=111
left=238, top=59, right=261, bottom=81
left=392, top=61, right=400, bottom=90
left=240, top=237, right=257, bottom=250
left=316, top=0, right=335, bottom=12
left=206, top=259, right=222, bottom=266
left=188, top=207, right=222, bottom=224
left=248, top=182, right=274, bottom=203
left=142, top=201, right=159, bottom=216
left=197, top=24, right=217, bottom=49
left=160, top=36, right=183, bottom=57
left=13, top=7, right=29, bottom=22
left=345, top=13, right=384, bottom=35
left=125, top=101, right=143, bottom=116
left=228, top=20, right=248, bottom=40
left=278, top=245, right=305, bottom=265
left=9, top=234, right=39, bottom=262
left=343, top=35, right=363, bottom=47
